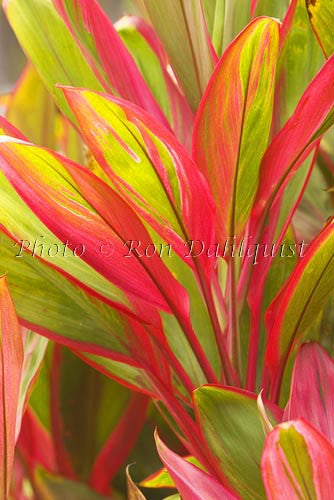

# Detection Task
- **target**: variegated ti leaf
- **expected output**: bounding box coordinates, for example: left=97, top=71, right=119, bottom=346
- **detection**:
left=52, top=0, right=169, bottom=127
left=251, top=55, right=334, bottom=225
left=193, top=17, right=279, bottom=243
left=0, top=276, right=23, bottom=498
left=261, top=419, right=334, bottom=499
left=265, top=218, right=334, bottom=400
left=284, top=342, right=334, bottom=444
left=141, top=0, right=215, bottom=111
left=62, top=88, right=215, bottom=280
left=155, top=432, right=238, bottom=500
left=307, top=0, right=334, bottom=58
left=0, top=138, right=189, bottom=318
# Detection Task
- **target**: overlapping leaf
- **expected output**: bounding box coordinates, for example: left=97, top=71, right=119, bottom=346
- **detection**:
left=62, top=88, right=215, bottom=279
left=4, top=0, right=105, bottom=120
left=155, top=432, right=238, bottom=500
left=251, top=55, right=334, bottom=224
left=0, top=138, right=189, bottom=316
left=115, top=15, right=194, bottom=148
left=141, top=0, right=215, bottom=111
left=53, top=0, right=168, bottom=127
left=193, top=18, right=279, bottom=242
left=265, top=218, right=334, bottom=396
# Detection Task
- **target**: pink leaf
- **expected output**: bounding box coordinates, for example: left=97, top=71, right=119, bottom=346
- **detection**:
left=284, top=342, right=334, bottom=445
left=155, top=432, right=239, bottom=500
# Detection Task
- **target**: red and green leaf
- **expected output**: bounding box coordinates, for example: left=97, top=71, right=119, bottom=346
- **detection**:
left=252, top=55, right=334, bottom=224
left=115, top=15, right=194, bottom=148
left=261, top=419, right=334, bottom=499
left=155, top=432, right=238, bottom=500
left=53, top=0, right=169, bottom=127
left=265, top=218, right=334, bottom=400
left=0, top=138, right=189, bottom=317
left=193, top=17, right=279, bottom=242
left=62, top=87, right=215, bottom=279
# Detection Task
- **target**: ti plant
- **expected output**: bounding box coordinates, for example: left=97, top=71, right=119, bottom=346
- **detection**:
left=0, top=0, right=333, bottom=498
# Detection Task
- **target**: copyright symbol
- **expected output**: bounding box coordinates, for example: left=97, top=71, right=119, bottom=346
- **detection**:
left=96, top=240, right=114, bottom=258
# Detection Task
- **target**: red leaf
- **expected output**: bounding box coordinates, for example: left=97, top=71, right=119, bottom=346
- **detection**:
left=0, top=276, right=24, bottom=497
left=0, top=116, right=27, bottom=141
left=155, top=432, right=239, bottom=500
left=284, top=342, right=334, bottom=445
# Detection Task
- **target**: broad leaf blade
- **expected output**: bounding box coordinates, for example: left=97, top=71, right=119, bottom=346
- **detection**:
left=0, top=276, right=23, bottom=497
left=307, top=0, right=334, bottom=58
left=193, top=17, right=279, bottom=242
left=261, top=419, right=334, bottom=499
left=193, top=386, right=280, bottom=499
left=284, top=342, right=334, bottom=444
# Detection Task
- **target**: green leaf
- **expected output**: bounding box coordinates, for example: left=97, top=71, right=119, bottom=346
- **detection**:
left=194, top=386, right=270, bottom=500
left=6, top=64, right=57, bottom=148
left=278, top=0, right=324, bottom=126
left=0, top=230, right=130, bottom=356
left=202, top=0, right=226, bottom=56
left=34, top=467, right=110, bottom=500
left=140, top=455, right=204, bottom=488
left=307, top=0, right=334, bottom=58
left=4, top=0, right=104, bottom=121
